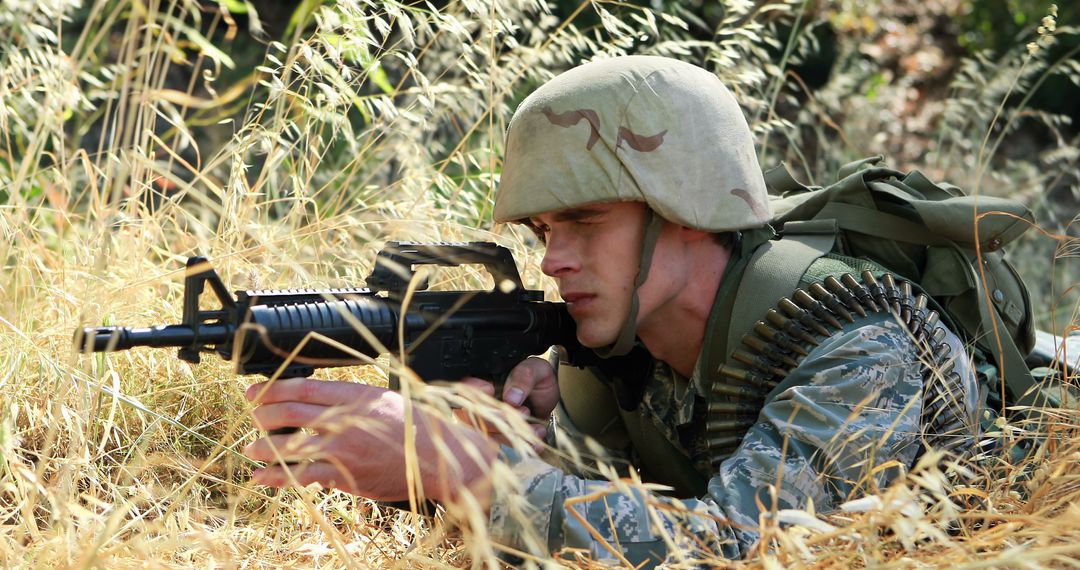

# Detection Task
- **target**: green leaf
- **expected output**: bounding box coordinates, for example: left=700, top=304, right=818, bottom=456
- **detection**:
left=286, top=0, right=323, bottom=37
left=368, top=63, right=394, bottom=95
left=180, top=22, right=236, bottom=69
left=322, top=33, right=394, bottom=95
left=217, top=0, right=248, bottom=14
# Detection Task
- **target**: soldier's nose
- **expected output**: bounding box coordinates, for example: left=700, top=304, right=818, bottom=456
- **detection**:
left=540, top=237, right=578, bottom=277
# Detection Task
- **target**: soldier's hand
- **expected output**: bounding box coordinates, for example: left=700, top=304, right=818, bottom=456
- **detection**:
left=503, top=355, right=560, bottom=421
left=243, top=377, right=497, bottom=508
left=458, top=355, right=559, bottom=443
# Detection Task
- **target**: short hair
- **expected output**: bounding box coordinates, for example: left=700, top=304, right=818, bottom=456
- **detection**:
left=711, top=231, right=737, bottom=250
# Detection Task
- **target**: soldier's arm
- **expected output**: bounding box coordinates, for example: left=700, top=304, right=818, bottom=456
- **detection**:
left=485, top=314, right=977, bottom=567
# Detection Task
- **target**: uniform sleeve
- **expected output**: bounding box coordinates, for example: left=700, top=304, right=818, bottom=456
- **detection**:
left=486, top=314, right=976, bottom=567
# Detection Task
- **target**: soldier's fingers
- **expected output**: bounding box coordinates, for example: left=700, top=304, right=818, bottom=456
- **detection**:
left=244, top=433, right=316, bottom=463
left=502, top=357, right=552, bottom=406
left=246, top=377, right=387, bottom=407
left=457, top=377, right=496, bottom=398
left=251, top=462, right=409, bottom=500
left=251, top=461, right=356, bottom=491
left=504, top=357, right=560, bottom=418
left=245, top=377, right=306, bottom=404
left=251, top=401, right=332, bottom=432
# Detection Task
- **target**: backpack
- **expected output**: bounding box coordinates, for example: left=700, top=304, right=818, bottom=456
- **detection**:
left=756, top=155, right=1041, bottom=410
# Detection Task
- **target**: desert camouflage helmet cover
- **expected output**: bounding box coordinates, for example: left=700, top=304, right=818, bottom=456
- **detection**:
left=494, top=55, right=772, bottom=230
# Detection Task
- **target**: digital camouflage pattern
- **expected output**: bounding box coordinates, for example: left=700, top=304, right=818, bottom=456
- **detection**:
left=493, top=56, right=772, bottom=232
left=487, top=312, right=979, bottom=567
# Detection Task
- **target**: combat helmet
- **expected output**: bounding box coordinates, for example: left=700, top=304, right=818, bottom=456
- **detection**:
left=494, top=55, right=771, bottom=356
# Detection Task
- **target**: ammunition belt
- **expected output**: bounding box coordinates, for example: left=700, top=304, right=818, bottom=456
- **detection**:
left=707, top=270, right=972, bottom=467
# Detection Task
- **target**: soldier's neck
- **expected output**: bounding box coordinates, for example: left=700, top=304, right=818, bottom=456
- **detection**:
left=636, top=242, right=730, bottom=378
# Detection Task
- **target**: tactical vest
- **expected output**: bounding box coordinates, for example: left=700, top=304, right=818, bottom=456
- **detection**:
left=558, top=230, right=977, bottom=498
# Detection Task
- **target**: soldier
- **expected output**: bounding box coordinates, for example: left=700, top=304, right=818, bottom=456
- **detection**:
left=243, top=56, right=982, bottom=566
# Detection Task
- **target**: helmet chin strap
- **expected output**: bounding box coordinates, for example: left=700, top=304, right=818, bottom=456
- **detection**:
left=593, top=209, right=666, bottom=358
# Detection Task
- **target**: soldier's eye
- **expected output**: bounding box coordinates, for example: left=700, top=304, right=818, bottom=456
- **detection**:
left=525, top=221, right=549, bottom=244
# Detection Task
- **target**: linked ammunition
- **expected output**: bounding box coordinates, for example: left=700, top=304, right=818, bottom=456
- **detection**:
left=753, top=321, right=810, bottom=356
left=742, top=335, right=800, bottom=368
left=841, top=273, right=879, bottom=313
left=881, top=273, right=903, bottom=315
left=706, top=271, right=974, bottom=464
left=810, top=282, right=855, bottom=323
left=766, top=309, right=820, bottom=346
left=706, top=418, right=755, bottom=434
left=899, top=281, right=914, bottom=323
left=717, top=364, right=776, bottom=388
left=861, top=271, right=890, bottom=311
left=825, top=275, right=867, bottom=318
left=778, top=298, right=832, bottom=337
left=794, top=289, right=844, bottom=330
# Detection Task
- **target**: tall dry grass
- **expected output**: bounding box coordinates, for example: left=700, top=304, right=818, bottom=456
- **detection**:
left=1, top=0, right=1078, bottom=567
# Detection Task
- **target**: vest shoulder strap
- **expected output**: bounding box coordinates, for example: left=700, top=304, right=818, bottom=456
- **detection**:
left=557, top=362, right=708, bottom=497
left=715, top=224, right=837, bottom=377
left=617, top=402, right=708, bottom=497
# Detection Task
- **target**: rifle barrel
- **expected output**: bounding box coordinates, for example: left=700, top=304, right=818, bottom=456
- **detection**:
left=77, top=324, right=231, bottom=351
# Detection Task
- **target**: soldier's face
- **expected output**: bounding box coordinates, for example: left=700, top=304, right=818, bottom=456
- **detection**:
left=532, top=202, right=679, bottom=347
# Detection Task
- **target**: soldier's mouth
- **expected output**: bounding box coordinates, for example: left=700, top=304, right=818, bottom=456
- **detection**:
left=562, top=293, right=596, bottom=312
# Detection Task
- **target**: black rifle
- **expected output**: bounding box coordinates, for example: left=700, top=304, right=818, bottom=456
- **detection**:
left=74, top=242, right=658, bottom=515
left=75, top=242, right=634, bottom=388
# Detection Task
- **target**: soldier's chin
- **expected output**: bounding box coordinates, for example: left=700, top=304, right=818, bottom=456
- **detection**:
left=575, top=327, right=618, bottom=349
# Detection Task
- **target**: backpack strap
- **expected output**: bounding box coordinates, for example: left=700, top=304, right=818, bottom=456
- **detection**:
left=838, top=155, right=887, bottom=179
left=764, top=162, right=810, bottom=194
left=947, top=245, right=1040, bottom=408
left=816, top=202, right=950, bottom=247
left=715, top=221, right=838, bottom=373
left=556, top=365, right=630, bottom=450
left=616, top=402, right=708, bottom=497
left=558, top=362, right=709, bottom=497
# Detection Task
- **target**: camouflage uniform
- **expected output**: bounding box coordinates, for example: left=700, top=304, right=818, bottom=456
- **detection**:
left=488, top=56, right=981, bottom=566
left=485, top=249, right=980, bottom=567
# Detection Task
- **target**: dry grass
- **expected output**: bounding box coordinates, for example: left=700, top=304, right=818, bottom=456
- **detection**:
left=2, top=0, right=1079, bottom=567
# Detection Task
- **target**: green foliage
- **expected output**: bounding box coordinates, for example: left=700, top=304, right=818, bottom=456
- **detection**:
left=959, top=0, right=1068, bottom=53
